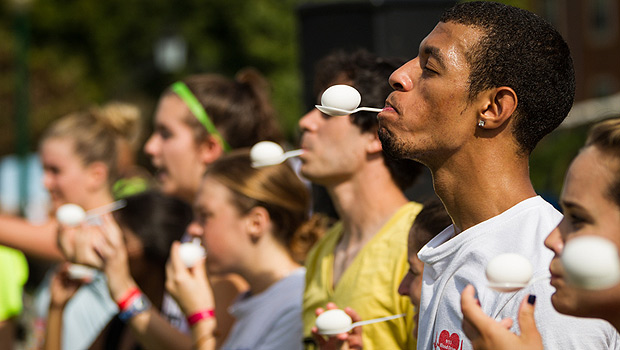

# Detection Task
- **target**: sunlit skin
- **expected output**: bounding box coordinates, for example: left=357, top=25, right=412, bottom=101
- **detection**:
left=298, top=108, right=377, bottom=187
left=186, top=177, right=249, bottom=276
left=378, top=21, right=529, bottom=232
left=144, top=94, right=210, bottom=203
left=378, top=22, right=483, bottom=168
left=397, top=227, right=425, bottom=337
left=41, top=138, right=112, bottom=211
left=544, top=146, right=620, bottom=325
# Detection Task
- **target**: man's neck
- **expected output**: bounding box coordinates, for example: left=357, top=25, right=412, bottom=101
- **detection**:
left=431, top=146, right=536, bottom=233
left=326, top=166, right=409, bottom=286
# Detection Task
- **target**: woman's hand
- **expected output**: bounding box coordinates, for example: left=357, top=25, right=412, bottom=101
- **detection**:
left=311, top=302, right=363, bottom=350
left=460, top=284, right=543, bottom=350
left=49, top=263, right=83, bottom=310
left=92, top=213, right=137, bottom=301
left=56, top=223, right=79, bottom=262
left=165, top=242, right=214, bottom=315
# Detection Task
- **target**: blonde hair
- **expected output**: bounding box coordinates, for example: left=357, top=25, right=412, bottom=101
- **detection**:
left=41, top=102, right=142, bottom=186
left=205, top=150, right=327, bottom=263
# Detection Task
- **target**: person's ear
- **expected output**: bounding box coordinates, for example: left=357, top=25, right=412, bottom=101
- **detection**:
left=477, top=87, right=517, bottom=129
left=198, top=135, right=225, bottom=165
left=85, top=161, right=110, bottom=191
left=365, top=129, right=384, bottom=155
left=245, top=206, right=270, bottom=243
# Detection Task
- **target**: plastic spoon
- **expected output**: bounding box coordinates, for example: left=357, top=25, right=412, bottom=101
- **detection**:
left=85, top=200, right=127, bottom=220
left=315, top=84, right=383, bottom=117
left=487, top=275, right=551, bottom=293
left=56, top=200, right=127, bottom=227
left=250, top=141, right=303, bottom=168
left=315, top=309, right=406, bottom=335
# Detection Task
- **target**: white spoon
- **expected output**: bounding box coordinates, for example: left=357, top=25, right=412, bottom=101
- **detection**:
left=562, top=235, right=620, bottom=290
left=315, top=105, right=383, bottom=117
left=66, top=263, right=97, bottom=281
left=56, top=200, right=127, bottom=227
left=315, top=84, right=383, bottom=117
left=315, top=309, right=406, bottom=336
left=85, top=200, right=127, bottom=220
left=487, top=275, right=551, bottom=293
left=250, top=141, right=303, bottom=168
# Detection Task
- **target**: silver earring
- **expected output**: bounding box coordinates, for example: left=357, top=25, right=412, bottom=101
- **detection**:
left=478, top=120, right=485, bottom=127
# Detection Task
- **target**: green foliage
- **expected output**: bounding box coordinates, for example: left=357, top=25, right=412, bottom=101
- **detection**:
left=0, top=0, right=305, bottom=156
left=530, top=124, right=591, bottom=201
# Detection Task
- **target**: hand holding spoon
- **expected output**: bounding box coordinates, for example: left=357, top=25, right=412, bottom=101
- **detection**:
left=179, top=238, right=206, bottom=268
left=250, top=141, right=303, bottom=168
left=315, top=309, right=406, bottom=335
left=315, top=85, right=383, bottom=117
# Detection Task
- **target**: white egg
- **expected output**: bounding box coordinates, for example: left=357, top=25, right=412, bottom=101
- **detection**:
left=250, top=141, right=284, bottom=167
left=562, top=235, right=620, bottom=290
left=315, top=309, right=353, bottom=335
left=320, top=85, right=362, bottom=112
left=56, top=204, right=86, bottom=227
left=179, top=241, right=206, bottom=268
left=486, top=253, right=533, bottom=286
left=67, top=263, right=96, bottom=281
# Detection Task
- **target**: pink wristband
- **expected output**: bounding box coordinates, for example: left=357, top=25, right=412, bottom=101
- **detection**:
left=187, top=309, right=215, bottom=326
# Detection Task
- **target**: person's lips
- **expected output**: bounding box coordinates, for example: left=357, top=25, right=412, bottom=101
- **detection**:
left=549, top=260, right=565, bottom=287
left=378, top=96, right=399, bottom=120
left=154, top=167, right=168, bottom=182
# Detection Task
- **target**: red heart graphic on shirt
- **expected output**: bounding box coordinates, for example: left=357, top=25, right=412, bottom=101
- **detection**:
left=437, top=330, right=461, bottom=350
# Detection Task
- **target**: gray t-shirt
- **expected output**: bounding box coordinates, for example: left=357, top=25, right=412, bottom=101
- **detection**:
left=417, top=196, right=620, bottom=350
left=35, top=270, right=117, bottom=350
left=221, top=267, right=305, bottom=350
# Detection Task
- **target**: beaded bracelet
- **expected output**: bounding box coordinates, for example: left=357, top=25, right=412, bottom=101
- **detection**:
left=187, top=309, right=215, bottom=327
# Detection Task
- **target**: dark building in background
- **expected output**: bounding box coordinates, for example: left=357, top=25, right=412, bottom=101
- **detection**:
left=537, top=0, right=620, bottom=101
left=297, top=1, right=455, bottom=215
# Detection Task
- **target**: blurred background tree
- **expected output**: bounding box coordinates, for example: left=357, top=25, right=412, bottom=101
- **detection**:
left=0, top=0, right=303, bottom=157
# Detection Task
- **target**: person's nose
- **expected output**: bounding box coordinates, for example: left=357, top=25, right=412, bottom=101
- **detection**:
left=398, top=272, right=413, bottom=296
left=143, top=133, right=160, bottom=158
left=186, top=220, right=204, bottom=239
left=544, top=225, right=564, bottom=255
left=389, top=58, right=417, bottom=92
left=298, top=108, right=321, bottom=133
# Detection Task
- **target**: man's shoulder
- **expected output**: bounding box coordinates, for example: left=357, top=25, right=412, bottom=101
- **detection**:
left=375, top=201, right=423, bottom=241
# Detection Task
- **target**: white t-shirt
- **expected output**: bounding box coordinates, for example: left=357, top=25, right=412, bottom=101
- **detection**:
left=221, top=267, right=305, bottom=350
left=417, top=196, right=620, bottom=350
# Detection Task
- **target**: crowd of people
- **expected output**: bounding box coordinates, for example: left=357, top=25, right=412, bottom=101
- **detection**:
left=1, top=1, right=620, bottom=349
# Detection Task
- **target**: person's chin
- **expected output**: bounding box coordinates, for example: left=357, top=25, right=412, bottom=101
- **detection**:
left=378, top=128, right=407, bottom=159
left=550, top=289, right=581, bottom=317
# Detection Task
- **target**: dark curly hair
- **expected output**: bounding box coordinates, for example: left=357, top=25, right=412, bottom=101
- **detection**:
left=441, top=1, right=575, bottom=155
left=314, top=49, right=424, bottom=189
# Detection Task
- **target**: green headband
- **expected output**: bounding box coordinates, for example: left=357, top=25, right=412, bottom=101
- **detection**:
left=171, top=81, right=231, bottom=152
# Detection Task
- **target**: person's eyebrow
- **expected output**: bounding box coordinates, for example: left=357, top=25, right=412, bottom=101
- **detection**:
left=560, top=199, right=588, bottom=215
left=422, top=45, right=447, bottom=70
